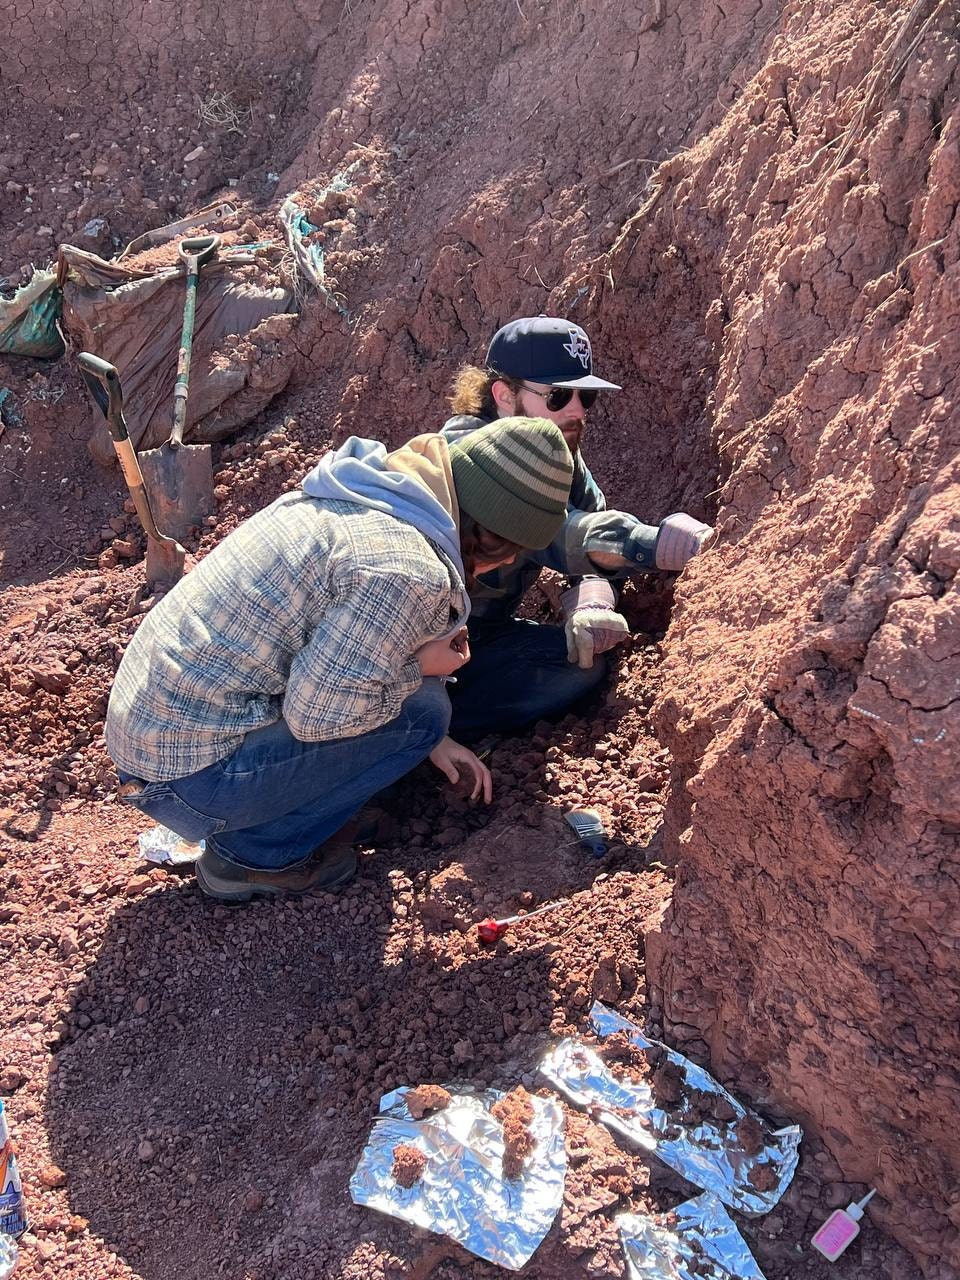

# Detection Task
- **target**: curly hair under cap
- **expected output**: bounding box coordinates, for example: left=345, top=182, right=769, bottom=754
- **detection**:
left=448, top=364, right=520, bottom=417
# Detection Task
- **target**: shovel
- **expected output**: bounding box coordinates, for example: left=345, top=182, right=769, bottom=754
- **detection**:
left=137, top=233, right=219, bottom=540
left=77, top=353, right=186, bottom=588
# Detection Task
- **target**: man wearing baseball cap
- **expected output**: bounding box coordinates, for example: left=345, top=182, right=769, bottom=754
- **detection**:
left=440, top=315, right=714, bottom=739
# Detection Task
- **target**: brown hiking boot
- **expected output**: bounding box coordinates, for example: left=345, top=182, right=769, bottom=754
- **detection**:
left=349, top=805, right=396, bottom=844
left=195, top=841, right=357, bottom=904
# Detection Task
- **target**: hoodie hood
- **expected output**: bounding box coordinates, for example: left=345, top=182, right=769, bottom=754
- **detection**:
left=302, top=434, right=465, bottom=584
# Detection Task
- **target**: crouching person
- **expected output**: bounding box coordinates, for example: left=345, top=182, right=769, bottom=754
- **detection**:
left=105, top=418, right=573, bottom=903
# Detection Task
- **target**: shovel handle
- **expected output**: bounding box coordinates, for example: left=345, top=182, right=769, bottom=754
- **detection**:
left=170, top=233, right=221, bottom=449
left=78, top=352, right=126, bottom=438
left=77, top=351, right=182, bottom=552
left=178, top=233, right=221, bottom=268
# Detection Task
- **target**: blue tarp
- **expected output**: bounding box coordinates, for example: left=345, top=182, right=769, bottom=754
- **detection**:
left=0, top=270, right=64, bottom=358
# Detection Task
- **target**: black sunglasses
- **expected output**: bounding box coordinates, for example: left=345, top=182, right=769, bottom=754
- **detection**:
left=517, top=382, right=599, bottom=412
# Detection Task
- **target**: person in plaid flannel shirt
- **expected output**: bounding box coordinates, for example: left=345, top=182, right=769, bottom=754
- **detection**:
left=106, top=418, right=575, bottom=902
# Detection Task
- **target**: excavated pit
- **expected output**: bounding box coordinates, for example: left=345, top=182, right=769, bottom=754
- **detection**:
left=1, top=0, right=958, bottom=1277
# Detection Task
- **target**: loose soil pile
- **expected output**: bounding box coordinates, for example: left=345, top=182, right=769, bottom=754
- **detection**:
left=2, top=0, right=957, bottom=1277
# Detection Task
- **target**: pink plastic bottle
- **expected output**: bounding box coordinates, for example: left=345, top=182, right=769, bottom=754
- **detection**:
left=811, top=1189, right=876, bottom=1261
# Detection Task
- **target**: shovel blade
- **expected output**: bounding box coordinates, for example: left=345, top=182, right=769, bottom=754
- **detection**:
left=145, top=535, right=187, bottom=590
left=138, top=441, right=214, bottom=541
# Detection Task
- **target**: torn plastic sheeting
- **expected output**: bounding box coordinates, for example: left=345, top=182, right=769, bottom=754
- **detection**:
left=279, top=198, right=347, bottom=315
left=350, top=1086, right=566, bottom=1271
left=539, top=1003, right=801, bottom=1215
left=0, top=270, right=64, bottom=358
left=618, top=1193, right=768, bottom=1280
left=279, top=162, right=362, bottom=313
left=59, top=244, right=295, bottom=461
left=0, top=389, right=23, bottom=428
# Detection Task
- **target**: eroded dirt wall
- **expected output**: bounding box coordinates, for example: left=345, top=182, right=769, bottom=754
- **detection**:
left=603, top=3, right=960, bottom=1272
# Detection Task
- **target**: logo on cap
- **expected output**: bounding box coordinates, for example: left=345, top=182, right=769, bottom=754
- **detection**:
left=562, top=328, right=591, bottom=370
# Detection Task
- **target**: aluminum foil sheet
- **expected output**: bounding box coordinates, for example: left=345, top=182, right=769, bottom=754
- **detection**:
left=138, top=825, right=203, bottom=868
left=539, top=1003, right=800, bottom=1215
left=618, top=1192, right=768, bottom=1280
left=0, top=1234, right=17, bottom=1280
left=350, top=1085, right=566, bottom=1271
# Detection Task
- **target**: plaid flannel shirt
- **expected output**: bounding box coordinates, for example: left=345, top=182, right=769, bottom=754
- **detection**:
left=106, top=492, right=465, bottom=782
left=441, top=414, right=660, bottom=625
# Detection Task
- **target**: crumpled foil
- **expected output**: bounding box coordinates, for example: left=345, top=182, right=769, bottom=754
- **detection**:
left=350, top=1086, right=566, bottom=1271
left=0, top=1234, right=17, bottom=1280
left=138, top=825, right=203, bottom=868
left=618, top=1192, right=768, bottom=1279
left=539, top=1003, right=800, bottom=1214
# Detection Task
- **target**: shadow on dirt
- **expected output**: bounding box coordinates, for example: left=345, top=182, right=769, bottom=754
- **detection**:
left=42, top=844, right=576, bottom=1278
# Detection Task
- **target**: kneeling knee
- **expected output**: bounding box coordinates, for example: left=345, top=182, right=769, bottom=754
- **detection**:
left=407, top=677, right=452, bottom=746
left=583, top=652, right=609, bottom=688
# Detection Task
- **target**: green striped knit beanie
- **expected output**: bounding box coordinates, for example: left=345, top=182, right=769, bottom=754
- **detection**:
left=448, top=416, right=573, bottom=549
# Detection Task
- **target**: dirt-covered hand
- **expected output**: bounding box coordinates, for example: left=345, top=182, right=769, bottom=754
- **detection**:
left=429, top=736, right=493, bottom=803
left=415, top=627, right=470, bottom=678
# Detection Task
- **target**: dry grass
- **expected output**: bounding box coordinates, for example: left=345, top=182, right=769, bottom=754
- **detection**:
left=196, top=90, right=251, bottom=135
left=790, top=0, right=949, bottom=222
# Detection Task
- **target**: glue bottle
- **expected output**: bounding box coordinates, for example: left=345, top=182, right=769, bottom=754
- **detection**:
left=811, top=1188, right=876, bottom=1260
left=0, top=1100, right=27, bottom=1237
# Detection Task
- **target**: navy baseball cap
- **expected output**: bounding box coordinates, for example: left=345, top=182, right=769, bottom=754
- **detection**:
left=486, top=316, right=621, bottom=391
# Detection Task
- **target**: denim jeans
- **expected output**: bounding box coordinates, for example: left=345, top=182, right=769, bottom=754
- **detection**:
left=119, top=677, right=451, bottom=870
left=448, top=618, right=607, bottom=741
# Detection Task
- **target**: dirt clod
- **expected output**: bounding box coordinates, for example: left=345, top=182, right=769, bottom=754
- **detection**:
left=404, top=1084, right=451, bottom=1120
left=491, top=1085, right=537, bottom=1180
left=39, top=1162, right=68, bottom=1188
left=736, top=1115, right=766, bottom=1158
left=391, top=1144, right=427, bottom=1189
left=651, top=1060, right=687, bottom=1106
left=748, top=1162, right=779, bottom=1193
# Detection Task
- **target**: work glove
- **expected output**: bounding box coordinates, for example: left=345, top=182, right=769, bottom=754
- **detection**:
left=561, top=580, right=630, bottom=670
left=654, top=513, right=715, bottom=571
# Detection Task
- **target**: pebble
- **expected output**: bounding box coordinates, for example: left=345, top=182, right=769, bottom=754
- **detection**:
left=39, top=1164, right=67, bottom=1189
left=0, top=1066, right=25, bottom=1093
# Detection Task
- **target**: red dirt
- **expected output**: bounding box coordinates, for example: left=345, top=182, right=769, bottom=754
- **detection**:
left=1, top=0, right=956, bottom=1278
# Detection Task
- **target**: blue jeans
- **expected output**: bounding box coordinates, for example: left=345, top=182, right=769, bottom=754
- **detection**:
left=449, top=619, right=607, bottom=741
left=119, top=678, right=451, bottom=870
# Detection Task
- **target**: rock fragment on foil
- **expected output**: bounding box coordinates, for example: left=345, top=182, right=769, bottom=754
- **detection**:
left=491, top=1085, right=537, bottom=1179
left=391, top=1144, right=427, bottom=1189
left=350, top=1085, right=565, bottom=1271
left=618, top=1192, right=768, bottom=1279
left=404, top=1084, right=451, bottom=1119
left=539, top=1003, right=800, bottom=1214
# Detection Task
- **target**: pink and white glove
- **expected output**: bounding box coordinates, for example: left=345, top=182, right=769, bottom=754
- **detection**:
left=655, top=513, right=715, bottom=571
left=561, top=580, right=630, bottom=670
